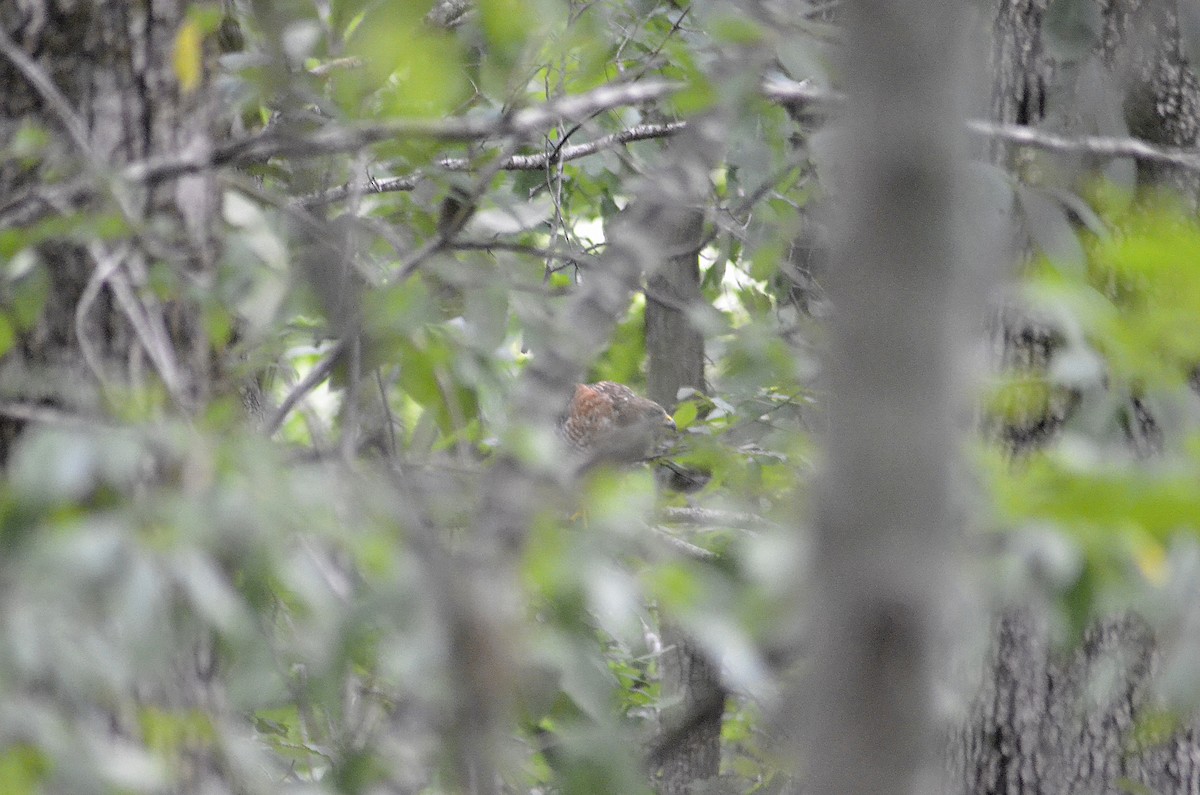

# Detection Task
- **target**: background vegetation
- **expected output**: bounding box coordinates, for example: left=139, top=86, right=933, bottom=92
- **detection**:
left=3, top=0, right=1200, bottom=793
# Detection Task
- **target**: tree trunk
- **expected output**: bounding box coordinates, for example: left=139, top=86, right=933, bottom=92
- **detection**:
left=0, top=2, right=224, bottom=790
left=796, top=0, right=966, bottom=791
left=645, top=209, right=725, bottom=794
left=646, top=212, right=705, bottom=411
left=952, top=611, right=1200, bottom=794
left=0, top=0, right=218, bottom=461
left=955, top=0, right=1200, bottom=791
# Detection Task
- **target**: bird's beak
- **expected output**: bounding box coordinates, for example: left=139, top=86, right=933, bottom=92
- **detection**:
left=663, top=415, right=677, bottom=431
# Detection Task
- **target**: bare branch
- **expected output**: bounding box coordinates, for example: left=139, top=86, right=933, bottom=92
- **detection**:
left=503, top=121, right=688, bottom=167
left=759, top=75, right=846, bottom=107
left=301, top=122, right=685, bottom=207
left=162, top=78, right=1200, bottom=182
left=214, top=79, right=678, bottom=164
left=0, top=25, right=93, bottom=159
left=307, top=57, right=363, bottom=77
left=266, top=341, right=345, bottom=437
left=659, top=506, right=777, bottom=529
left=965, top=118, right=1200, bottom=170
left=649, top=526, right=718, bottom=560
left=763, top=75, right=1200, bottom=172
left=300, top=174, right=422, bottom=207
left=0, top=402, right=108, bottom=429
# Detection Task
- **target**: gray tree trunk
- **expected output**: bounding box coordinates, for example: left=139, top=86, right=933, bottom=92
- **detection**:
left=796, top=0, right=967, bottom=791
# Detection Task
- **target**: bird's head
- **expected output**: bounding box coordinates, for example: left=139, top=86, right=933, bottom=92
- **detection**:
left=641, top=400, right=676, bottom=433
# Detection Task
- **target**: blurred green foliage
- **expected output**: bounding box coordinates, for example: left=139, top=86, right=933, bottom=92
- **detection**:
left=0, top=0, right=818, bottom=791
left=989, top=193, right=1200, bottom=642
left=6, top=0, right=1200, bottom=791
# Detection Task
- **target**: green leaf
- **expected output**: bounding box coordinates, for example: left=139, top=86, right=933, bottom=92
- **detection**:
left=0, top=744, right=49, bottom=792
left=672, top=401, right=699, bottom=430
left=0, top=212, right=130, bottom=259
left=479, top=0, right=530, bottom=64
left=173, top=18, right=205, bottom=93
left=710, top=15, right=763, bottom=45
left=343, top=7, right=467, bottom=117
left=0, top=314, right=16, bottom=358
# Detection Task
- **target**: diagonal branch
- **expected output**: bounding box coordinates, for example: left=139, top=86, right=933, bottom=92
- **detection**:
left=0, top=25, right=93, bottom=159
left=265, top=340, right=345, bottom=437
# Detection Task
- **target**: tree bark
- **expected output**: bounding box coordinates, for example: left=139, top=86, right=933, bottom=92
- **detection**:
left=645, top=207, right=724, bottom=794
left=0, top=2, right=225, bottom=790
left=951, top=611, right=1200, bottom=794
left=0, top=0, right=219, bottom=462
left=797, top=0, right=966, bottom=791
left=646, top=211, right=705, bottom=411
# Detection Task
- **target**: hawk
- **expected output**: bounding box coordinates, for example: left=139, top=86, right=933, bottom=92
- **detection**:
left=558, top=381, right=676, bottom=466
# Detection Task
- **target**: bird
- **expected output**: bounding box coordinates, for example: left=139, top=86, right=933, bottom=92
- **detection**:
left=558, top=381, right=676, bottom=468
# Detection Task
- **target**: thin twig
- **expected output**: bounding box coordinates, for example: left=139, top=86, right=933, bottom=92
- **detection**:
left=0, top=26, right=92, bottom=158
left=659, top=506, right=777, bottom=530
left=102, top=252, right=186, bottom=404
left=302, top=121, right=686, bottom=206
left=266, top=340, right=345, bottom=437
left=649, top=526, right=717, bottom=560
left=506, top=122, right=687, bottom=168
left=75, top=245, right=124, bottom=394
left=0, top=401, right=107, bottom=429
